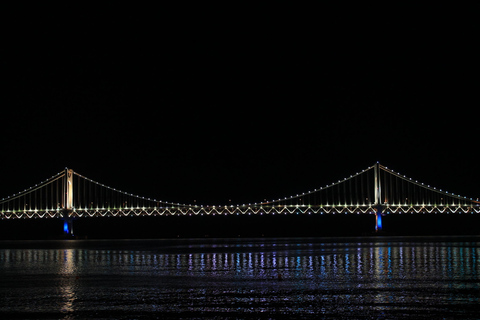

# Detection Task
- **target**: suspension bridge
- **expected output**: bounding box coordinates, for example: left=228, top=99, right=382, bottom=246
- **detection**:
left=1, top=163, right=479, bottom=236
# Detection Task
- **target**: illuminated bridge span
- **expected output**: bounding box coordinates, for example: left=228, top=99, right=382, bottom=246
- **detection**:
left=1, top=163, right=479, bottom=235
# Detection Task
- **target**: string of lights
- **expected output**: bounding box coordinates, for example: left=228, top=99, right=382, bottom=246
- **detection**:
left=379, top=164, right=479, bottom=203
left=0, top=170, right=65, bottom=204
left=72, top=171, right=192, bottom=208
left=260, top=165, right=377, bottom=206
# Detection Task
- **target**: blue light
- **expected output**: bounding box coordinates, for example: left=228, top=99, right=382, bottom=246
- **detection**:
left=376, top=213, right=383, bottom=231
left=63, top=220, right=69, bottom=234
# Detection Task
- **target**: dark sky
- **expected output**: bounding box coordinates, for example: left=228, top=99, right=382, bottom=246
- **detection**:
left=1, top=4, right=479, bottom=205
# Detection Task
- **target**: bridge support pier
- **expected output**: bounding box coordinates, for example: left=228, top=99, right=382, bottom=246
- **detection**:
left=374, top=163, right=383, bottom=232
left=375, top=206, right=383, bottom=232
left=63, top=217, right=74, bottom=236
left=61, top=168, right=74, bottom=237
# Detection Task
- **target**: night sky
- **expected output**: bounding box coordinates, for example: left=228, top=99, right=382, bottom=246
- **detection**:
left=2, top=4, right=479, bottom=207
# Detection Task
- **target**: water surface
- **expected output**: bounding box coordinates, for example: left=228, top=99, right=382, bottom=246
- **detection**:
left=1, top=237, right=479, bottom=319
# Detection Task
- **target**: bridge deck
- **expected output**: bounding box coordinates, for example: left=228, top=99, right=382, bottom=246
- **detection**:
left=1, top=204, right=479, bottom=219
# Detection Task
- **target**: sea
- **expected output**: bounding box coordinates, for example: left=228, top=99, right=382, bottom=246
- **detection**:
left=1, top=236, right=479, bottom=319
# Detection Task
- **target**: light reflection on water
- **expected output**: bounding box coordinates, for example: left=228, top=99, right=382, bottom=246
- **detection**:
left=1, top=237, right=480, bottom=318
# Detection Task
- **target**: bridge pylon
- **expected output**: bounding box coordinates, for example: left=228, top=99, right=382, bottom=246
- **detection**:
left=62, top=168, right=74, bottom=236
left=374, top=162, right=383, bottom=232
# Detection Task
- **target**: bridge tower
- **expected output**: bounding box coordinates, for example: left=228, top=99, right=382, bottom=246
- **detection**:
left=62, top=168, right=74, bottom=236
left=374, top=162, right=383, bottom=232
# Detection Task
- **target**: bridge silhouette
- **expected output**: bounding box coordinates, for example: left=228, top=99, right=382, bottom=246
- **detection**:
left=1, top=163, right=479, bottom=236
